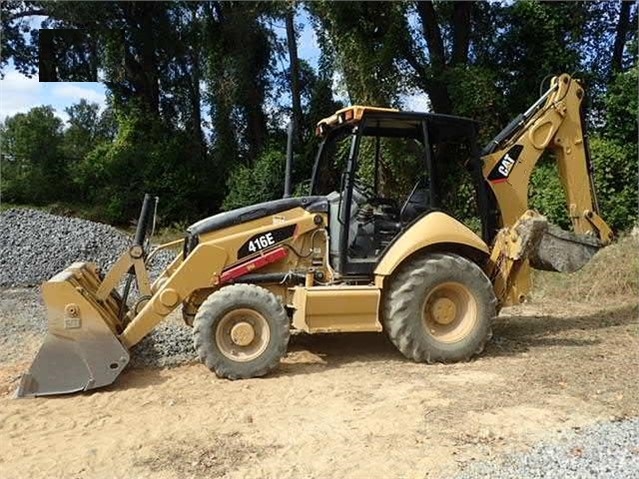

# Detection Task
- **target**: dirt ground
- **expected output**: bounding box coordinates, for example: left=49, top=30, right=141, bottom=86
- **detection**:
left=0, top=289, right=637, bottom=479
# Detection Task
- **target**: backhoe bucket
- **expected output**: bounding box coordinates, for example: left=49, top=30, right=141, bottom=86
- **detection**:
left=16, top=262, right=129, bottom=398
left=529, top=225, right=602, bottom=273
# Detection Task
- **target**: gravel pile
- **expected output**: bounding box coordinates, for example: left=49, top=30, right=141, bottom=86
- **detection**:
left=0, top=208, right=131, bottom=287
left=0, top=208, right=175, bottom=287
left=0, top=208, right=194, bottom=367
left=455, top=418, right=639, bottom=478
left=130, top=319, right=196, bottom=368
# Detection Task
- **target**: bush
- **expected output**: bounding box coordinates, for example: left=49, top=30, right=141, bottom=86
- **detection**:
left=529, top=157, right=571, bottom=230
left=75, top=113, right=219, bottom=225
left=589, top=137, right=638, bottom=231
left=222, top=144, right=286, bottom=211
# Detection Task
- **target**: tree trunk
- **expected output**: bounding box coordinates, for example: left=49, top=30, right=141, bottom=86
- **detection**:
left=409, top=0, right=473, bottom=114
left=611, top=0, right=632, bottom=77
left=415, top=0, right=446, bottom=70
left=119, top=3, right=160, bottom=115
left=451, top=2, right=472, bottom=66
left=189, top=8, right=204, bottom=152
left=242, top=90, right=267, bottom=163
left=285, top=6, right=303, bottom=144
left=139, top=10, right=159, bottom=114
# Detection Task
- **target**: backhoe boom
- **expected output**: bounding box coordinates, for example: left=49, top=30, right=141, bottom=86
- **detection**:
left=481, top=73, right=613, bottom=244
left=482, top=74, right=613, bottom=305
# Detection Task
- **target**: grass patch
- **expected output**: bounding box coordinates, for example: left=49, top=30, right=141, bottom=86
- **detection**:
left=533, top=233, right=639, bottom=303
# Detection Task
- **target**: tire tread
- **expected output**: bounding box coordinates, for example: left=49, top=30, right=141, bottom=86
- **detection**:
left=383, top=253, right=496, bottom=364
left=193, top=284, right=290, bottom=379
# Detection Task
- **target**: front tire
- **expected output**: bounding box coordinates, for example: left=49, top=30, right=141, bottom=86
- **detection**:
left=383, top=253, right=496, bottom=363
left=193, top=284, right=290, bottom=379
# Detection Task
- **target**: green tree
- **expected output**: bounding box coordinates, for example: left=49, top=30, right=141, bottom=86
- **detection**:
left=593, top=65, right=639, bottom=230
left=62, top=100, right=105, bottom=163
left=0, top=106, right=66, bottom=203
left=309, top=1, right=409, bottom=106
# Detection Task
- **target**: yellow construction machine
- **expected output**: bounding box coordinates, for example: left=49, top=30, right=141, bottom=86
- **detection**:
left=17, top=73, right=612, bottom=397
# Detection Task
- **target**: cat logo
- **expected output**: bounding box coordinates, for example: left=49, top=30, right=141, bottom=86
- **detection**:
left=488, top=144, right=524, bottom=184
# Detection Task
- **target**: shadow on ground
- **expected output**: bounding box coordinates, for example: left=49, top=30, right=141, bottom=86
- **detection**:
left=488, top=302, right=637, bottom=356
left=278, top=302, right=638, bottom=376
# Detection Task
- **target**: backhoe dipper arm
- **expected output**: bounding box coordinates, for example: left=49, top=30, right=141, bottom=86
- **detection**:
left=481, top=74, right=613, bottom=245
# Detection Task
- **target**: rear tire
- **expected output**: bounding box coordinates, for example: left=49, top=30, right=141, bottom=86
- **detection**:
left=383, top=253, right=496, bottom=363
left=193, top=284, right=290, bottom=379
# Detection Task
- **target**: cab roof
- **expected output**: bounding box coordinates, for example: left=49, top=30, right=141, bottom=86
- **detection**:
left=315, top=105, right=479, bottom=142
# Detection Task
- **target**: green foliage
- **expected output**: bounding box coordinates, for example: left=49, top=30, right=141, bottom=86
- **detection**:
left=589, top=67, right=638, bottom=231
left=75, top=111, right=220, bottom=224
left=0, top=1, right=40, bottom=77
left=590, top=137, right=638, bottom=231
left=445, top=66, right=503, bottom=144
left=309, top=1, right=409, bottom=105
left=62, top=100, right=115, bottom=167
left=0, top=1, right=636, bottom=237
left=529, top=158, right=571, bottom=230
left=222, top=144, right=286, bottom=211
left=494, top=0, right=583, bottom=116
left=602, top=66, right=638, bottom=144
left=1, top=106, right=66, bottom=203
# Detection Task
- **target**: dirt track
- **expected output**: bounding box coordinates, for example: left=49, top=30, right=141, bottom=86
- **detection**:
left=0, top=291, right=637, bottom=479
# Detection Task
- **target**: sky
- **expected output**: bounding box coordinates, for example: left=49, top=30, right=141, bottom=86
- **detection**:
left=0, top=10, right=429, bottom=126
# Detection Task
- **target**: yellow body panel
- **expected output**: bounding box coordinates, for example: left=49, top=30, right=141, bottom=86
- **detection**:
left=374, top=212, right=489, bottom=277
left=121, top=207, right=328, bottom=347
left=290, top=286, right=382, bottom=333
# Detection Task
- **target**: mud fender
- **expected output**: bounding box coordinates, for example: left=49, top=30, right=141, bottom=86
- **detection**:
left=375, top=212, right=489, bottom=277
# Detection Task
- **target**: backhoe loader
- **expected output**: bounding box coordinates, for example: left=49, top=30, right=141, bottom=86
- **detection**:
left=17, top=73, right=613, bottom=397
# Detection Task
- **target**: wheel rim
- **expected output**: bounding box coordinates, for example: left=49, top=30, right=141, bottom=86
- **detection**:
left=422, top=282, right=478, bottom=343
left=215, top=308, right=270, bottom=362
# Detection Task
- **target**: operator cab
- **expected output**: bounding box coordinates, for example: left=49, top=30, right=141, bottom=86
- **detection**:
left=310, top=107, right=485, bottom=277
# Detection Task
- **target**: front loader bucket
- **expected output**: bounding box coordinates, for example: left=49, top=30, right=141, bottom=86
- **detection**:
left=16, top=262, right=129, bottom=398
left=529, top=225, right=602, bottom=273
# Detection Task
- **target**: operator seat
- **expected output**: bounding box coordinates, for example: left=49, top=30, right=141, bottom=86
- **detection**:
left=399, top=178, right=430, bottom=224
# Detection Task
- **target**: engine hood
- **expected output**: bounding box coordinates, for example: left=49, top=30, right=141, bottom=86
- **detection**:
left=187, top=196, right=328, bottom=237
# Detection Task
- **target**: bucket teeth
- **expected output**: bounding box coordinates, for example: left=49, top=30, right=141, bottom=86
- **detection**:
left=15, top=262, right=130, bottom=398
